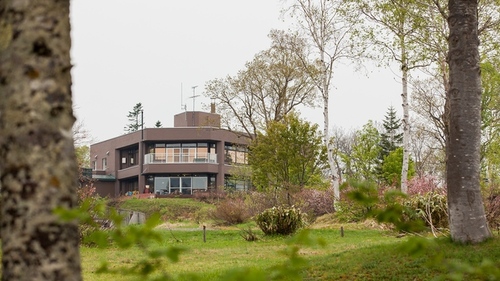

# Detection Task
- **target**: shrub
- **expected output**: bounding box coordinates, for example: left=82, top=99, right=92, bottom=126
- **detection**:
left=293, top=188, right=335, bottom=220
left=255, top=205, right=304, bottom=235
left=244, top=191, right=279, bottom=217
left=407, top=176, right=446, bottom=196
left=403, top=192, right=448, bottom=231
left=76, top=185, right=109, bottom=245
left=405, top=176, right=448, bottom=232
left=193, top=190, right=226, bottom=204
left=335, top=181, right=380, bottom=222
left=483, top=184, right=500, bottom=232
left=210, top=196, right=251, bottom=225
left=240, top=227, right=259, bottom=241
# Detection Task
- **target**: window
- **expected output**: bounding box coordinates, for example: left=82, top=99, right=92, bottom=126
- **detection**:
left=193, top=177, right=207, bottom=189
left=102, top=158, right=107, bottom=170
left=225, top=144, right=248, bottom=165
left=182, top=177, right=192, bottom=194
left=119, top=147, right=138, bottom=169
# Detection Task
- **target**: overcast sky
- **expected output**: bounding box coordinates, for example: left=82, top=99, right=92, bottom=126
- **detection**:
left=70, top=0, right=402, bottom=143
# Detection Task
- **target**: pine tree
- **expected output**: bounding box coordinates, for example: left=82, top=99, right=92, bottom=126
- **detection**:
left=124, top=103, right=144, bottom=133
left=376, top=106, right=403, bottom=182
left=155, top=120, right=162, bottom=128
left=379, top=106, right=403, bottom=159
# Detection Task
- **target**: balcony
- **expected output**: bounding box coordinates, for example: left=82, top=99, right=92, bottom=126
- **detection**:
left=144, top=153, right=217, bottom=164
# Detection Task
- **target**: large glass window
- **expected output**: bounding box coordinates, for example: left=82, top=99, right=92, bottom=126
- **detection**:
left=155, top=144, right=166, bottom=162
left=154, top=177, right=169, bottom=195
left=149, top=175, right=209, bottom=195
left=182, top=177, right=192, bottom=194
left=170, top=177, right=180, bottom=193
left=225, top=144, right=248, bottom=165
left=193, top=177, right=207, bottom=189
left=146, top=142, right=217, bottom=163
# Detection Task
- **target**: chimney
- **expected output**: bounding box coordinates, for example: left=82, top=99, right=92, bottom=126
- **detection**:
left=210, top=101, right=216, bottom=114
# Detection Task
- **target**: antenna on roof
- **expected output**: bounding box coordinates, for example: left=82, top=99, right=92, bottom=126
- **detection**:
left=189, top=86, right=200, bottom=112
left=180, top=83, right=187, bottom=111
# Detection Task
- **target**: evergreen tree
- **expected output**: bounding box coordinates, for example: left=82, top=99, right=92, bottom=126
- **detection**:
left=155, top=120, right=162, bottom=128
left=124, top=103, right=144, bottom=133
left=375, top=106, right=403, bottom=182
left=379, top=106, right=403, bottom=159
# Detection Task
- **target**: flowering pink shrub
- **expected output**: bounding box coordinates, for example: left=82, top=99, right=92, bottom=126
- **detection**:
left=407, top=176, right=446, bottom=196
left=293, top=188, right=335, bottom=218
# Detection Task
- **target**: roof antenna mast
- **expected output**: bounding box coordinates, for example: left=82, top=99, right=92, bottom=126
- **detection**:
left=180, top=83, right=187, bottom=111
left=189, top=86, right=199, bottom=112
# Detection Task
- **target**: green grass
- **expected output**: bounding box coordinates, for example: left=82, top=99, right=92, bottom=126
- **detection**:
left=80, top=223, right=500, bottom=281
left=80, top=198, right=500, bottom=281
left=116, top=198, right=214, bottom=224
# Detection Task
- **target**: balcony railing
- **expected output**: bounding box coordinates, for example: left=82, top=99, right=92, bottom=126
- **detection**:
left=144, top=153, right=217, bottom=164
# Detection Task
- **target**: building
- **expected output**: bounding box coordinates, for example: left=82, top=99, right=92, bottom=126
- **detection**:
left=89, top=109, right=250, bottom=197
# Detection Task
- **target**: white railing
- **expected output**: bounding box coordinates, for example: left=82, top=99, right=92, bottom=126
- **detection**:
left=144, top=153, right=217, bottom=164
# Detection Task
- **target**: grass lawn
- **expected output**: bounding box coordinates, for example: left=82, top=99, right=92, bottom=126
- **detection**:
left=80, top=223, right=500, bottom=281
left=78, top=198, right=500, bottom=280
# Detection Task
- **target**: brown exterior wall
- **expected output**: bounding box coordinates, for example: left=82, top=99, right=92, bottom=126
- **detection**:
left=89, top=120, right=249, bottom=198
left=95, top=182, right=115, bottom=198
left=174, top=111, right=221, bottom=128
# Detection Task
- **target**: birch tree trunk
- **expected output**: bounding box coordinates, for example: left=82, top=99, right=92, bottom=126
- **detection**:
left=0, top=0, right=82, bottom=279
left=446, top=0, right=491, bottom=243
left=401, top=59, right=410, bottom=194
left=321, top=54, right=341, bottom=200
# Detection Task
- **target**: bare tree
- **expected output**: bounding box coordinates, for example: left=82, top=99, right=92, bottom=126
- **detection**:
left=411, top=77, right=447, bottom=150
left=446, top=0, right=491, bottom=243
left=286, top=0, right=359, bottom=199
left=329, top=126, right=356, bottom=182
left=205, top=30, right=319, bottom=139
left=0, top=0, right=82, bottom=279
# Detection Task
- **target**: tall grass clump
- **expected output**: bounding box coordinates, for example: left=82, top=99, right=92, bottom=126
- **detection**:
left=255, top=205, right=304, bottom=235
left=483, top=182, right=500, bottom=232
left=405, top=176, right=448, bottom=235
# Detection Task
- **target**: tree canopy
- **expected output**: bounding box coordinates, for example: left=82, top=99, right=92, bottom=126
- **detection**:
left=249, top=113, right=328, bottom=193
left=124, top=102, right=144, bottom=133
left=205, top=30, right=320, bottom=139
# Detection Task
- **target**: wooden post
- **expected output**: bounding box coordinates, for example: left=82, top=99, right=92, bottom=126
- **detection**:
left=203, top=225, right=206, bottom=242
left=340, top=226, right=344, bottom=237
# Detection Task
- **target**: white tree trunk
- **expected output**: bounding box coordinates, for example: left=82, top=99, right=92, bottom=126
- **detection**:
left=401, top=63, right=410, bottom=194
left=321, top=53, right=340, bottom=201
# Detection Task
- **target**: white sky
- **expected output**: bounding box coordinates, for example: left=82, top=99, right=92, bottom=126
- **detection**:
left=70, top=0, right=402, bottom=143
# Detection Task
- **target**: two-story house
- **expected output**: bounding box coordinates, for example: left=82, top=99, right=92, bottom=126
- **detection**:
left=90, top=109, right=250, bottom=197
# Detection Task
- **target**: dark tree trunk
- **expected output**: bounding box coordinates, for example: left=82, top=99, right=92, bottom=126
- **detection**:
left=446, top=0, right=492, bottom=243
left=0, top=0, right=82, bottom=279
